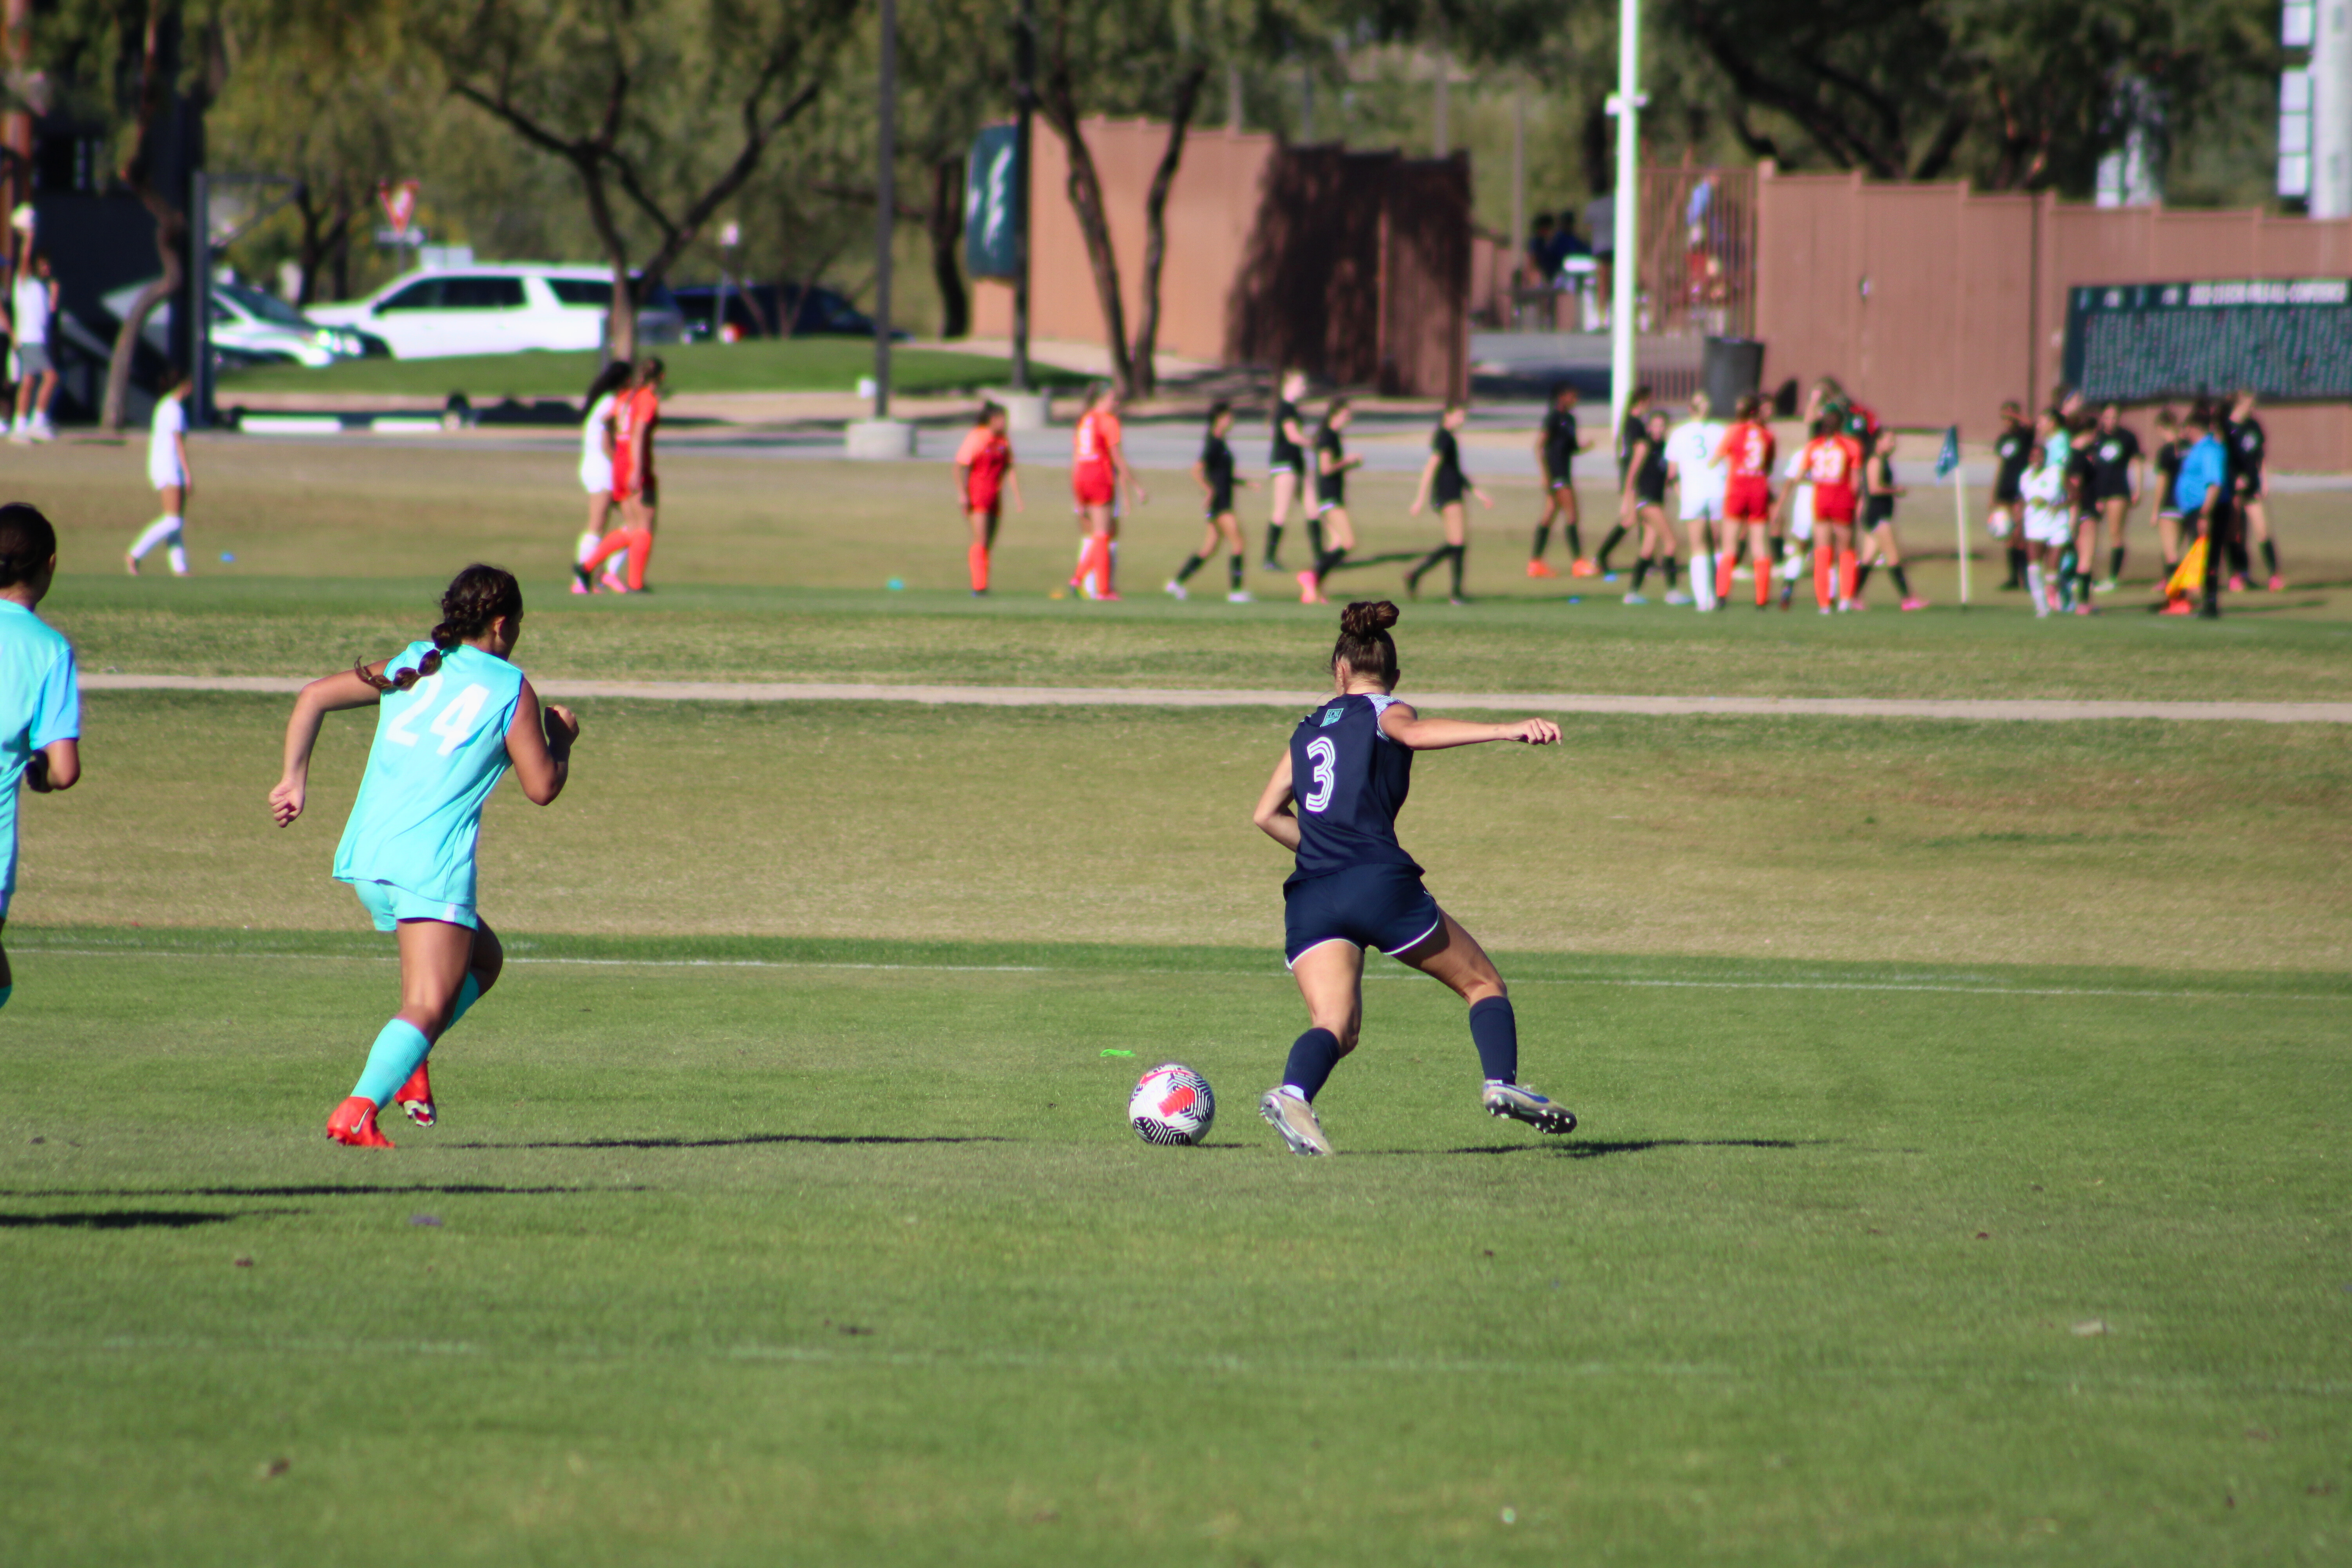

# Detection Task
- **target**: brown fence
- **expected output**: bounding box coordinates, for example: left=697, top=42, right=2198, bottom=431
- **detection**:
left=971, top=118, right=1467, bottom=399
left=1755, top=166, right=2352, bottom=469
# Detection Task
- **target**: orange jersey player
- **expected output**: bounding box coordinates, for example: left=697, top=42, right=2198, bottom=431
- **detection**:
left=1069, top=385, right=1142, bottom=601
left=954, top=402, right=1022, bottom=595
left=1797, top=418, right=1866, bottom=612
left=1713, top=395, right=1778, bottom=607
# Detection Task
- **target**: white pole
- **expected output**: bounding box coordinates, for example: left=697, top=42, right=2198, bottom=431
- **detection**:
left=1954, top=462, right=1971, bottom=609
left=1608, top=0, right=1641, bottom=439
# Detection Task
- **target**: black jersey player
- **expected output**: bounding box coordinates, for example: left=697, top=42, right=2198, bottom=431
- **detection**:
left=1250, top=600, right=1575, bottom=1156
left=1167, top=401, right=1254, bottom=602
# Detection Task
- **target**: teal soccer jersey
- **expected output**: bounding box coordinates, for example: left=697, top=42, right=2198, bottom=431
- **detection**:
left=0, top=599, right=80, bottom=904
left=333, top=641, right=526, bottom=906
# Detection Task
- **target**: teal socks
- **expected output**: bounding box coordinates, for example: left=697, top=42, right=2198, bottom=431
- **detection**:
left=352, top=1019, right=431, bottom=1107
left=0, top=984, right=13, bottom=1011
left=451, top=972, right=481, bottom=1026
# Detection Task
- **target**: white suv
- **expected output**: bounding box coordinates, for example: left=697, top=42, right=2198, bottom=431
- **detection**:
left=305, top=263, right=686, bottom=359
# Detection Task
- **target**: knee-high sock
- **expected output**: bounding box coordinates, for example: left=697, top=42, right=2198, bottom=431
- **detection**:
left=575, top=530, right=601, bottom=566
left=2261, top=538, right=2280, bottom=577
left=1595, top=524, right=1627, bottom=570
left=1083, top=533, right=1114, bottom=598
left=1565, top=522, right=1584, bottom=559
left=450, top=973, right=482, bottom=1028
left=1853, top=560, right=1875, bottom=596
left=624, top=528, right=655, bottom=590
left=585, top=526, right=637, bottom=574
left=1757, top=550, right=1774, bottom=604
left=1716, top=549, right=1737, bottom=604
left=1692, top=550, right=1716, bottom=609
left=2227, top=536, right=2250, bottom=579
left=968, top=541, right=991, bottom=592
left=1174, top=552, right=1205, bottom=584
left=1282, top=1027, right=1343, bottom=1102
left=1814, top=544, right=1835, bottom=610
left=2026, top=560, right=2048, bottom=614
left=1468, top=996, right=1518, bottom=1084
left=2007, top=543, right=2027, bottom=584
left=352, top=1018, right=432, bottom=1108
left=1530, top=522, right=1551, bottom=560
left=1314, top=545, right=1349, bottom=581
left=1662, top=555, right=1679, bottom=590
left=1306, top=517, right=1327, bottom=560
left=1838, top=546, right=1857, bottom=603
left=2109, top=544, right=2125, bottom=581
left=1630, top=556, right=1650, bottom=592
left=1447, top=543, right=1466, bottom=597
left=1889, top=563, right=1912, bottom=597
left=129, top=515, right=183, bottom=562
left=1410, top=542, right=1450, bottom=587
left=0, top=984, right=12, bottom=1010
left=1263, top=522, right=1284, bottom=563
left=1228, top=554, right=1244, bottom=592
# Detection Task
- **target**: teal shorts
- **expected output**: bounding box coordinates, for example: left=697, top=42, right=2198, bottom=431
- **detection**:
left=348, top=879, right=478, bottom=933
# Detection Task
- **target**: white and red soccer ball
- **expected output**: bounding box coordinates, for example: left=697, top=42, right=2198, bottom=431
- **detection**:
left=1129, top=1063, right=1215, bottom=1145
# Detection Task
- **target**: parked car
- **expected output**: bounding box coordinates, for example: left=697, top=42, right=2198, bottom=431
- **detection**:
left=102, top=277, right=388, bottom=368
left=305, top=263, right=686, bottom=359
left=671, top=281, right=907, bottom=341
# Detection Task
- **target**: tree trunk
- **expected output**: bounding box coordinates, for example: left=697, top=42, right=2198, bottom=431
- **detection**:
left=929, top=156, right=968, bottom=340
left=103, top=6, right=188, bottom=433
left=1129, top=64, right=1205, bottom=397
left=1039, top=102, right=1134, bottom=397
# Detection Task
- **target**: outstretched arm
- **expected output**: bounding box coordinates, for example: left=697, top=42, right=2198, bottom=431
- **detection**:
left=506, top=679, right=579, bottom=806
left=1379, top=701, right=1560, bottom=751
left=269, top=666, right=386, bottom=826
left=1251, top=748, right=1300, bottom=851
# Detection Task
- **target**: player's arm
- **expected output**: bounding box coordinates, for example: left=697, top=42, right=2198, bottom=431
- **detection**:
left=1006, top=466, right=1025, bottom=512
left=1408, top=452, right=1438, bottom=515
left=1379, top=701, right=1560, bottom=751
left=1282, top=415, right=1308, bottom=452
left=1621, top=437, right=1648, bottom=512
left=1251, top=748, right=1300, bottom=851
left=175, top=429, right=191, bottom=494
left=25, top=737, right=77, bottom=793
left=269, top=665, right=388, bottom=825
left=1192, top=456, right=1212, bottom=499
left=1534, top=429, right=1552, bottom=486
left=506, top=679, right=579, bottom=806
left=1112, top=440, right=1147, bottom=506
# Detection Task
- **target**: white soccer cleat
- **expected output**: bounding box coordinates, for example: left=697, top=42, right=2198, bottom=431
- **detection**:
left=1226, top=590, right=1254, bottom=603
left=1259, top=1087, right=1334, bottom=1156
left=1483, top=1081, right=1576, bottom=1134
left=1164, top=579, right=1188, bottom=601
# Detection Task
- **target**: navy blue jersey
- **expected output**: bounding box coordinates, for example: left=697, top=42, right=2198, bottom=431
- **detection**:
left=1287, top=693, right=1419, bottom=884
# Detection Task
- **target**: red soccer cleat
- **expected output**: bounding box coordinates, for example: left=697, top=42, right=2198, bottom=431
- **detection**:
left=1568, top=558, right=1600, bottom=578
left=326, top=1096, right=395, bottom=1148
left=1526, top=558, right=1560, bottom=579
left=394, top=1063, right=436, bottom=1127
left=2268, top=575, right=2286, bottom=592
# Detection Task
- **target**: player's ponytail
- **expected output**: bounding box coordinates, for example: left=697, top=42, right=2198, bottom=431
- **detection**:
left=1332, top=600, right=1401, bottom=689
left=358, top=564, right=523, bottom=692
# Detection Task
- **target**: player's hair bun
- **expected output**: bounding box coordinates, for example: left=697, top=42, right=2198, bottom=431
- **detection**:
left=1341, top=600, right=1399, bottom=637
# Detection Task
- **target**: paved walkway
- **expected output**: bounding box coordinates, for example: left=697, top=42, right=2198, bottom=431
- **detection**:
left=78, top=673, right=2352, bottom=724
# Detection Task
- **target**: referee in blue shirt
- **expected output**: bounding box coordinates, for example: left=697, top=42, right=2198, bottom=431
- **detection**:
left=2172, top=404, right=2234, bottom=620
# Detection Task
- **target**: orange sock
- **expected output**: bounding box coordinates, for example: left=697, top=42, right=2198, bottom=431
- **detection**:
left=1716, top=549, right=1737, bottom=603
left=1078, top=533, right=1109, bottom=598
left=1814, top=544, right=1835, bottom=610
left=1755, top=553, right=1771, bottom=605
left=626, top=528, right=655, bottom=590
left=1838, top=546, right=1857, bottom=603
left=585, top=526, right=636, bottom=575
left=968, top=541, right=990, bottom=592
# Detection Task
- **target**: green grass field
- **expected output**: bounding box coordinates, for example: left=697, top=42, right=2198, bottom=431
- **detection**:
left=1, top=440, right=2347, bottom=1562
left=215, top=338, right=1091, bottom=400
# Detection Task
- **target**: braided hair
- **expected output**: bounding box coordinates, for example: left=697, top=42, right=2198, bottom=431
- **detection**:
left=358, top=564, right=523, bottom=691
left=1332, top=599, right=1400, bottom=688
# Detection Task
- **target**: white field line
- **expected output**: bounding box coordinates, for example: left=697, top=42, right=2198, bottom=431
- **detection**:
left=10, top=943, right=2346, bottom=1003
left=75, top=672, right=2352, bottom=724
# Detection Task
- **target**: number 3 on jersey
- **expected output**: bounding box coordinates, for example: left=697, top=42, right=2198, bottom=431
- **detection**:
left=383, top=674, right=494, bottom=757
left=1302, top=736, right=1338, bottom=813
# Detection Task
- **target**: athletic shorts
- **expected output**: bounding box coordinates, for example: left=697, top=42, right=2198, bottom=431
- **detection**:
left=2024, top=508, right=2071, bottom=547
left=1283, top=862, right=1441, bottom=968
left=966, top=490, right=1001, bottom=517
left=348, top=878, right=478, bottom=932
left=580, top=457, right=613, bottom=495
left=1679, top=494, right=1721, bottom=524
left=1312, top=493, right=1344, bottom=517
left=2094, top=481, right=2133, bottom=504
left=1813, top=494, right=1856, bottom=526
left=1724, top=477, right=1771, bottom=522
left=149, top=464, right=187, bottom=492
left=1073, top=466, right=1114, bottom=507
left=18, top=343, right=51, bottom=378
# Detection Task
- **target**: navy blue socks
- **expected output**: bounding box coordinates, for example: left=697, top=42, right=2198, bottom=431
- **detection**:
left=1281, top=1028, right=1343, bottom=1102
left=1468, top=996, right=1517, bottom=1084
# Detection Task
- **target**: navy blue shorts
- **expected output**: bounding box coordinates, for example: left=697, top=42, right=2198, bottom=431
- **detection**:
left=1283, top=863, right=1442, bottom=967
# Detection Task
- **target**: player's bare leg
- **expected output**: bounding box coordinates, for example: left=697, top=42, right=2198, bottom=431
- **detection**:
left=1394, top=914, right=1574, bottom=1133
left=1261, top=938, right=1359, bottom=1154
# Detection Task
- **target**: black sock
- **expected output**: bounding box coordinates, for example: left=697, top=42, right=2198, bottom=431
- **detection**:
left=1263, top=523, right=1284, bottom=563
left=1315, top=545, right=1348, bottom=579
left=2228, top=537, right=2250, bottom=579
left=2261, top=539, right=2279, bottom=576
left=1853, top=561, right=1874, bottom=595
left=2202, top=533, right=2223, bottom=608
left=1890, top=563, right=1911, bottom=596
left=1595, top=524, right=1626, bottom=570
left=1631, top=556, right=1651, bottom=591
left=1174, top=553, right=1205, bottom=584
left=2109, top=544, right=2125, bottom=581
left=1408, top=543, right=1448, bottom=588
left=1531, top=523, right=1551, bottom=560
left=1467, top=996, right=1517, bottom=1084
left=1664, top=556, right=1679, bottom=589
left=2007, top=544, right=2027, bottom=585
left=1282, top=1027, right=1342, bottom=1101
left=1307, top=518, right=1327, bottom=560
left=1448, top=543, right=1466, bottom=597
left=1228, top=554, right=1244, bottom=591
left=1565, top=523, right=1584, bottom=559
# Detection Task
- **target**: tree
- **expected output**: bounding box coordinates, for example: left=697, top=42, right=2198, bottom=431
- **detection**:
left=417, top=0, right=860, bottom=359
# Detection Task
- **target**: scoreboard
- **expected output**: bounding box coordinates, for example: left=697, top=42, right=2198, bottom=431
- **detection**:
left=2061, top=278, right=2352, bottom=403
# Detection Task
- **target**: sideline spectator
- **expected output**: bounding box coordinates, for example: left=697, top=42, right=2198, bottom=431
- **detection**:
left=8, top=246, right=57, bottom=442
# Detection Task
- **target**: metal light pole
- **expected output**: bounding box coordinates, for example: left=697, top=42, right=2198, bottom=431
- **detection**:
left=1608, top=0, right=1642, bottom=438
left=872, top=0, right=897, bottom=419
left=1012, top=0, right=1034, bottom=392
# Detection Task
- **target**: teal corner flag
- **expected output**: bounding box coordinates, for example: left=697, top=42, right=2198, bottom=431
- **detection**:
left=1935, top=425, right=1961, bottom=479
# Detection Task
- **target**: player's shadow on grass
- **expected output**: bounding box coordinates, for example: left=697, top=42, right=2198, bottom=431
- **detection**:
left=1, top=1184, right=606, bottom=1198
left=0, top=1207, right=308, bottom=1229
left=451, top=1132, right=1012, bottom=1151
left=1441, top=1138, right=1811, bottom=1159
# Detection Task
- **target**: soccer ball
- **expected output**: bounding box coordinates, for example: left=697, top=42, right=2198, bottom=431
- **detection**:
left=1129, top=1063, right=1215, bottom=1145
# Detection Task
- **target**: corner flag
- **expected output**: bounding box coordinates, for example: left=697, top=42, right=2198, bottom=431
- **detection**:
left=1935, top=425, right=1960, bottom=480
